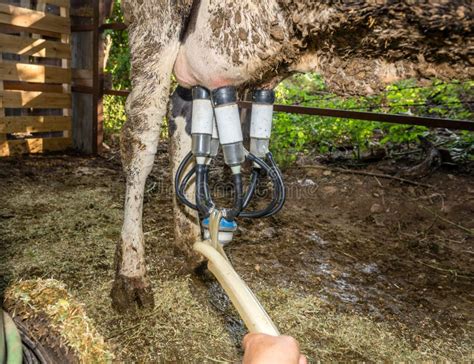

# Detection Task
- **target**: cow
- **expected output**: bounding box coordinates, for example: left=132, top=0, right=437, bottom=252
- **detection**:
left=110, top=0, right=473, bottom=311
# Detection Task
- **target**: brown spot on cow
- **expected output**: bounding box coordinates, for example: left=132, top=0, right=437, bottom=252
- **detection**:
left=270, top=24, right=285, bottom=41
left=252, top=33, right=261, bottom=44
left=232, top=49, right=241, bottom=64
left=210, top=14, right=223, bottom=34
left=238, top=28, right=248, bottom=41
left=235, top=11, right=242, bottom=24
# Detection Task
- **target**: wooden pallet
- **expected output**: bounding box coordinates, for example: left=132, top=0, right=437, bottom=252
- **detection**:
left=0, top=0, right=71, bottom=156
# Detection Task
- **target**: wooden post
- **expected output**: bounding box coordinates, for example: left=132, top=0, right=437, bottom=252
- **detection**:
left=0, top=53, right=4, bottom=146
left=92, top=0, right=104, bottom=154
left=70, top=0, right=112, bottom=154
left=71, top=0, right=95, bottom=153
left=60, top=2, right=71, bottom=140
left=70, top=0, right=105, bottom=154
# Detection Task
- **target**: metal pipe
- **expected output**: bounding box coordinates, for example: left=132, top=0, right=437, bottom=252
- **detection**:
left=239, top=101, right=474, bottom=131
left=0, top=308, right=5, bottom=364
left=2, top=311, right=22, bottom=364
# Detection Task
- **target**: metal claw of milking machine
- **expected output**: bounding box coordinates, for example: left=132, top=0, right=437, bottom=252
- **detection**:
left=175, top=85, right=285, bottom=335
left=175, top=86, right=286, bottom=245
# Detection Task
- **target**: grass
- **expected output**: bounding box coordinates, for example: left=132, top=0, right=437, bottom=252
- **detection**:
left=258, top=286, right=473, bottom=362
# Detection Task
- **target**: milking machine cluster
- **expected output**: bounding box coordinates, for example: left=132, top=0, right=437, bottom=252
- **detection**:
left=175, top=86, right=285, bottom=245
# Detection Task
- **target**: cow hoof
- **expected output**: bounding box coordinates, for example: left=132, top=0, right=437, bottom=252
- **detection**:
left=110, top=274, right=154, bottom=312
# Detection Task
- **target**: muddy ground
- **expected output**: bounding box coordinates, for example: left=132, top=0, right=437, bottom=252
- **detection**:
left=0, top=142, right=473, bottom=362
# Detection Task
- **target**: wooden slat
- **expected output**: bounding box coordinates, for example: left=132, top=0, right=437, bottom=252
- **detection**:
left=0, top=22, right=62, bottom=38
left=0, top=136, right=71, bottom=156
left=0, top=61, right=71, bottom=84
left=0, top=115, right=71, bottom=133
left=72, top=68, right=92, bottom=87
left=70, top=0, right=93, bottom=17
left=41, top=0, right=70, bottom=8
left=71, top=7, right=93, bottom=17
left=0, top=3, right=70, bottom=34
left=0, top=33, right=71, bottom=59
left=0, top=90, right=71, bottom=108
left=3, top=81, right=65, bottom=93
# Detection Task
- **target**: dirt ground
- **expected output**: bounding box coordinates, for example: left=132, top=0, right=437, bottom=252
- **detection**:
left=0, top=142, right=473, bottom=362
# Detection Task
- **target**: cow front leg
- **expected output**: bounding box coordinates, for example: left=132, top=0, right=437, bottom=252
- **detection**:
left=111, top=8, right=184, bottom=311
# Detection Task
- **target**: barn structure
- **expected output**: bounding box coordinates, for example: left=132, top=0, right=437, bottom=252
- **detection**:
left=0, top=0, right=111, bottom=156
left=0, top=0, right=473, bottom=158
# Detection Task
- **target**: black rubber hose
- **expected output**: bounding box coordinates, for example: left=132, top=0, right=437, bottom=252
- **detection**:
left=178, top=165, right=216, bottom=214
left=178, top=165, right=197, bottom=206
left=256, top=154, right=285, bottom=218
left=240, top=165, right=276, bottom=217
left=242, top=152, right=286, bottom=218
left=240, top=153, right=280, bottom=218
left=196, top=164, right=212, bottom=217
left=175, top=151, right=284, bottom=219
left=176, top=181, right=197, bottom=210
left=175, top=151, right=198, bottom=211
left=260, top=153, right=286, bottom=217
left=203, top=165, right=214, bottom=208
left=261, top=152, right=286, bottom=217
left=242, top=168, right=260, bottom=209
left=224, top=173, right=244, bottom=221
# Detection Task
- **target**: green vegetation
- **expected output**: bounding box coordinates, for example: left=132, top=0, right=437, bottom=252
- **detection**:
left=103, top=0, right=129, bottom=133
left=103, top=1, right=473, bottom=164
left=272, top=74, right=473, bottom=165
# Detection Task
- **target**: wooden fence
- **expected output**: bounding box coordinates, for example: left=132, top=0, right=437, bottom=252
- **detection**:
left=0, top=0, right=72, bottom=156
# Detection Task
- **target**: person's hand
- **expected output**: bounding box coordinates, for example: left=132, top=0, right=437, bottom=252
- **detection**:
left=242, top=333, right=307, bottom=364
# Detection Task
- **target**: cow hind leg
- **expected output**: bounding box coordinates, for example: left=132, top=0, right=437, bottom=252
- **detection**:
left=111, top=8, right=185, bottom=311
left=111, top=106, right=159, bottom=311
left=168, top=87, right=204, bottom=267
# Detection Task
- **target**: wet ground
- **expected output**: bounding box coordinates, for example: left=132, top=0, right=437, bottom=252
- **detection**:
left=0, top=143, right=473, bottom=362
